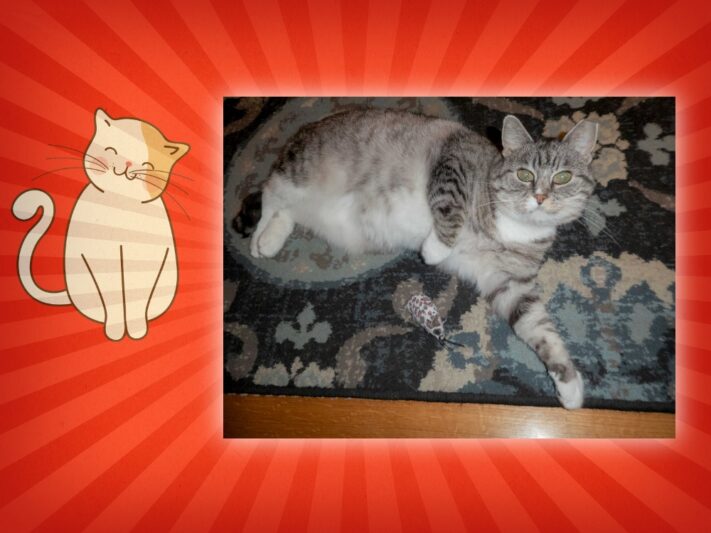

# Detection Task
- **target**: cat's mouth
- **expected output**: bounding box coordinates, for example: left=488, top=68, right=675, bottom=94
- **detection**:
left=112, top=166, right=136, bottom=180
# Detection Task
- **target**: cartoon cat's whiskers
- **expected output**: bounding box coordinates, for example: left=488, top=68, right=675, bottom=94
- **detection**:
left=47, top=156, right=108, bottom=169
left=135, top=168, right=195, bottom=182
left=49, top=144, right=107, bottom=169
left=31, top=166, right=105, bottom=181
left=130, top=172, right=191, bottom=196
left=135, top=177, right=191, bottom=220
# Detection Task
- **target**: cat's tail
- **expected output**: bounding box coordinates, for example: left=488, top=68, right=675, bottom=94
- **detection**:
left=12, top=189, right=71, bottom=305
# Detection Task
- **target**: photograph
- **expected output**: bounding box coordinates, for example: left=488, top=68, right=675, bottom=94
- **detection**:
left=223, top=97, right=675, bottom=438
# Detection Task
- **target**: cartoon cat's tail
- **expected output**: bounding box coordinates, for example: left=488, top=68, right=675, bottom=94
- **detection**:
left=12, top=189, right=71, bottom=305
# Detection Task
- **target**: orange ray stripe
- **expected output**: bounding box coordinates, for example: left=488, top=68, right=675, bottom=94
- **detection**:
left=242, top=0, right=304, bottom=94
left=208, top=441, right=279, bottom=532
left=676, top=392, right=711, bottom=435
left=678, top=299, right=711, bottom=324
left=362, top=0, right=401, bottom=93
left=130, top=432, right=227, bottom=533
left=275, top=441, right=322, bottom=532
left=129, top=0, right=231, bottom=98
left=616, top=442, right=711, bottom=510
left=340, top=441, right=369, bottom=531
left=407, top=443, right=466, bottom=532
left=388, top=443, right=431, bottom=531
left=341, top=0, right=369, bottom=94
left=428, top=0, right=499, bottom=93
left=170, top=443, right=260, bottom=533
left=508, top=0, right=626, bottom=94
left=241, top=441, right=306, bottom=533
left=452, top=0, right=538, bottom=93
left=0, top=25, right=132, bottom=124
left=5, top=363, right=216, bottom=531
left=679, top=156, right=711, bottom=188
left=679, top=98, right=711, bottom=136
left=588, top=443, right=711, bottom=530
left=363, top=442, right=402, bottom=533
left=36, top=385, right=218, bottom=532
left=86, top=421, right=223, bottom=532
left=0, top=348, right=211, bottom=511
left=669, top=422, right=711, bottom=471
left=432, top=442, right=498, bottom=531
left=0, top=321, right=214, bottom=436
left=479, top=0, right=577, bottom=92
left=483, top=445, right=577, bottom=532
left=679, top=343, right=711, bottom=374
left=277, top=0, right=322, bottom=93
left=307, top=0, right=347, bottom=92
left=0, top=8, right=218, bottom=170
left=34, top=0, right=217, bottom=143
left=307, top=440, right=346, bottom=531
left=209, top=0, right=278, bottom=93
left=455, top=442, right=538, bottom=531
left=615, top=21, right=711, bottom=92
left=387, top=0, right=432, bottom=94
left=543, top=442, right=675, bottom=532
left=403, top=0, right=468, bottom=92
left=511, top=443, right=625, bottom=532
left=536, top=0, right=673, bottom=93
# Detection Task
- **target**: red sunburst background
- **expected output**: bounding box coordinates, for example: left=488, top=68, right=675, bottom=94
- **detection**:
left=1, top=0, right=709, bottom=530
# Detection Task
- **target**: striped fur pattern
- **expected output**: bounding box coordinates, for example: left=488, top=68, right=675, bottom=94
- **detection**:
left=249, top=109, right=598, bottom=408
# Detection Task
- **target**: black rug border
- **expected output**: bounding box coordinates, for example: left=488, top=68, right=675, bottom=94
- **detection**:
left=225, top=382, right=675, bottom=414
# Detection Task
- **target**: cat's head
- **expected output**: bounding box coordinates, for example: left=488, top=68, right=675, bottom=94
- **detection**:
left=84, top=109, right=189, bottom=202
left=493, top=115, right=598, bottom=227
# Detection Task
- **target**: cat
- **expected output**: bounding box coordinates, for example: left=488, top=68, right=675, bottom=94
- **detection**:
left=245, top=108, right=598, bottom=409
left=12, top=109, right=189, bottom=341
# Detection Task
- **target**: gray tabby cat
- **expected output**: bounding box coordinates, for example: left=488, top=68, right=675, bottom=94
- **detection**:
left=249, top=108, right=598, bottom=409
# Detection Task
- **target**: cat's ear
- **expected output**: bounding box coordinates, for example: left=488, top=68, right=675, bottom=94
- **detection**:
left=563, top=120, right=598, bottom=162
left=163, top=141, right=190, bottom=161
left=501, top=115, right=533, bottom=156
left=95, top=108, right=114, bottom=128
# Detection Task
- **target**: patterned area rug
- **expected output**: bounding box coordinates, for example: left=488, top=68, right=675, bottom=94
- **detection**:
left=223, top=97, right=675, bottom=412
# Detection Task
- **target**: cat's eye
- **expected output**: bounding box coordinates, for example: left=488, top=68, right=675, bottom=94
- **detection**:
left=142, top=162, right=155, bottom=170
left=516, top=169, right=534, bottom=182
left=553, top=171, right=573, bottom=184
left=104, top=146, right=117, bottom=154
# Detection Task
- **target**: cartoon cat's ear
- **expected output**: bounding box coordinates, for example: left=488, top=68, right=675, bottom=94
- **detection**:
left=501, top=115, right=533, bottom=156
left=563, top=120, right=598, bottom=161
left=163, top=141, right=190, bottom=161
left=95, top=108, right=114, bottom=128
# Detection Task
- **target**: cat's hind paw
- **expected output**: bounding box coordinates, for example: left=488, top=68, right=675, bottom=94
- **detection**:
left=552, top=369, right=584, bottom=410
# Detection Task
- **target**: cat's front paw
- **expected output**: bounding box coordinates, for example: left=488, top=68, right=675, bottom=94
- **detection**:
left=249, top=233, right=262, bottom=258
left=552, top=369, right=584, bottom=409
left=421, top=235, right=452, bottom=265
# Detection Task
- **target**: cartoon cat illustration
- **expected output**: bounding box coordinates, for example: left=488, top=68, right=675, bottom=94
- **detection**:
left=12, top=109, right=189, bottom=340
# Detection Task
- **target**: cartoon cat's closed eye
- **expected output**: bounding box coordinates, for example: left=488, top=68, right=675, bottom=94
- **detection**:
left=12, top=109, right=190, bottom=341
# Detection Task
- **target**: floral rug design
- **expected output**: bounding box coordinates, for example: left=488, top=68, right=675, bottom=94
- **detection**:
left=224, top=97, right=675, bottom=412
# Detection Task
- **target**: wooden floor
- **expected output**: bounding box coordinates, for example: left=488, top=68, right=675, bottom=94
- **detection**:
left=224, top=394, right=674, bottom=439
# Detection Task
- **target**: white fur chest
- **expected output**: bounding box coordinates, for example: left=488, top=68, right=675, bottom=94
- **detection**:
left=495, top=212, right=556, bottom=244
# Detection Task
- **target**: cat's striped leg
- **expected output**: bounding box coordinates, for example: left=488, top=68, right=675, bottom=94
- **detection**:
left=486, top=278, right=584, bottom=409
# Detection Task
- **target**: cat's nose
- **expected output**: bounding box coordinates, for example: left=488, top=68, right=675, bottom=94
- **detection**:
left=125, top=161, right=132, bottom=168
left=534, top=193, right=547, bottom=205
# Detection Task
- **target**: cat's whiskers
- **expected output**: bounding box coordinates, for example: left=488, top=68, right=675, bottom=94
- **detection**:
left=132, top=167, right=195, bottom=182
left=31, top=165, right=106, bottom=181
left=576, top=215, right=622, bottom=248
left=47, top=156, right=108, bottom=169
left=130, top=171, right=191, bottom=196
left=131, top=176, right=191, bottom=220
left=49, top=144, right=107, bottom=169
